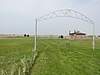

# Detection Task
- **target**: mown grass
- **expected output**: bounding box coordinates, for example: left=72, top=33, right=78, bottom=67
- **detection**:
left=0, top=37, right=100, bottom=75
left=31, top=38, right=100, bottom=75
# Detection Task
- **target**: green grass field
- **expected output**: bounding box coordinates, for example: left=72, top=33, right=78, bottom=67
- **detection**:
left=0, top=37, right=33, bottom=72
left=0, top=37, right=100, bottom=75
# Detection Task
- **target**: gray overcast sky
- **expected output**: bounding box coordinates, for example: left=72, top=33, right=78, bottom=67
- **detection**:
left=0, top=0, right=100, bottom=35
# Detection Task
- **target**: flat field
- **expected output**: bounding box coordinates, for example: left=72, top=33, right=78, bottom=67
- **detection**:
left=0, top=37, right=100, bottom=75
left=0, top=37, right=33, bottom=72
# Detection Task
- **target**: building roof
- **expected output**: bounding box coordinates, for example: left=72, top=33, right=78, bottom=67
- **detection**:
left=69, top=33, right=86, bottom=35
left=69, top=30, right=86, bottom=35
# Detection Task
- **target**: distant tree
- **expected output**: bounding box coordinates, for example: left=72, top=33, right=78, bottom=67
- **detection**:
left=61, top=35, right=63, bottom=38
left=59, top=35, right=63, bottom=38
left=98, top=35, right=100, bottom=37
left=24, top=34, right=26, bottom=37
left=27, top=35, right=29, bottom=37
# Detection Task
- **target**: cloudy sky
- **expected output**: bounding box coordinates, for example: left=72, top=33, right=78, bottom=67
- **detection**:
left=0, top=0, right=100, bottom=35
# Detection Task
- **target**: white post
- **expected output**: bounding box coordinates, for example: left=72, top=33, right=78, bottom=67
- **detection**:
left=34, top=19, right=37, bottom=51
left=18, top=68, right=21, bottom=75
left=93, top=23, right=95, bottom=50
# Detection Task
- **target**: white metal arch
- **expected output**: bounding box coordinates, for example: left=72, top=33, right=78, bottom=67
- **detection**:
left=34, top=9, right=95, bottom=51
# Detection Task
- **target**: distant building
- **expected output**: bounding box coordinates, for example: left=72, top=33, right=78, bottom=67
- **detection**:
left=69, top=30, right=86, bottom=39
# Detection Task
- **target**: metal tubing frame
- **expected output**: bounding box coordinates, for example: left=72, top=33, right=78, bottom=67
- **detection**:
left=34, top=19, right=37, bottom=51
left=34, top=9, right=95, bottom=50
left=93, top=23, right=95, bottom=50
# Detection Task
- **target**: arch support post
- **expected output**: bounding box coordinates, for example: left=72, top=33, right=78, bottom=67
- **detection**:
left=34, top=19, right=37, bottom=51
left=93, top=23, right=95, bottom=50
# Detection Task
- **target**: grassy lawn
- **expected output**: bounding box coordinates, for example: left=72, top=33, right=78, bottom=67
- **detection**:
left=0, top=37, right=100, bottom=75
left=31, top=39, right=100, bottom=75
left=0, top=37, right=33, bottom=72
